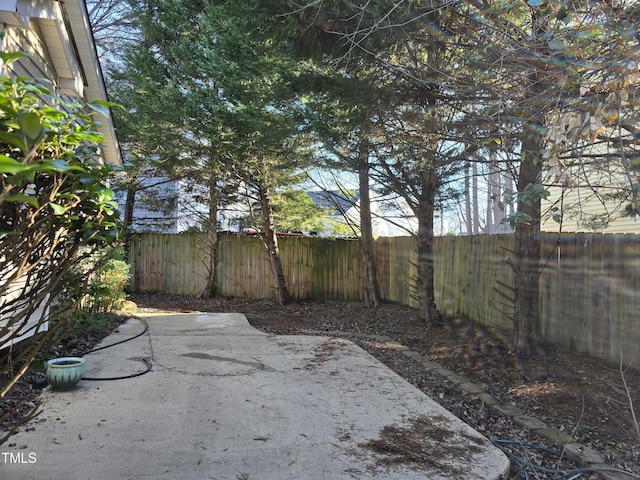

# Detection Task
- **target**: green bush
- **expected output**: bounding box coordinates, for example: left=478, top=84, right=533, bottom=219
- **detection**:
left=65, top=311, right=123, bottom=339
left=85, top=249, right=131, bottom=313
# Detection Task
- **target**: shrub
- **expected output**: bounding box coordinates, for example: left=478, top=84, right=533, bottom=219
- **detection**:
left=85, top=249, right=131, bottom=313
left=0, top=51, right=120, bottom=402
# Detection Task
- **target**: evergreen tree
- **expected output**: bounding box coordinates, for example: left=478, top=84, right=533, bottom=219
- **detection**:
left=111, top=0, right=314, bottom=302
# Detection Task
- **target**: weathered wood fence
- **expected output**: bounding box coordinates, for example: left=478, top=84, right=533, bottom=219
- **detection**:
left=130, top=232, right=640, bottom=365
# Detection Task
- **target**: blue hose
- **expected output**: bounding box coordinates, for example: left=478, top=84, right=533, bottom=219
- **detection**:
left=491, top=439, right=640, bottom=479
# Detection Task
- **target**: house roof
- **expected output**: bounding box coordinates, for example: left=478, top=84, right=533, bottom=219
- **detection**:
left=64, top=0, right=121, bottom=166
left=308, top=190, right=359, bottom=216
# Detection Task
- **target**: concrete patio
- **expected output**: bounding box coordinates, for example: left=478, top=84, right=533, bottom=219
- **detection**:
left=1, top=312, right=509, bottom=479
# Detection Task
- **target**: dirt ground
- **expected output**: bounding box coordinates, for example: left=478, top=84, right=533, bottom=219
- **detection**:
left=4, top=293, right=640, bottom=479
left=132, top=294, right=640, bottom=479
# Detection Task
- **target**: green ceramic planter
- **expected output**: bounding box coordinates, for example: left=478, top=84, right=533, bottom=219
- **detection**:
left=46, top=357, right=85, bottom=391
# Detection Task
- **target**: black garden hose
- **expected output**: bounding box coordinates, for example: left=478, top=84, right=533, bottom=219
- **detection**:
left=81, top=357, right=153, bottom=381
left=79, top=318, right=153, bottom=381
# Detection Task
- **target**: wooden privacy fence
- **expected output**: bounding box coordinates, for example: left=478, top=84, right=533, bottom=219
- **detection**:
left=130, top=234, right=365, bottom=300
left=130, top=232, right=640, bottom=365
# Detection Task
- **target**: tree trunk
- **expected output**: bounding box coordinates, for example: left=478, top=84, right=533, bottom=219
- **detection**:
left=415, top=169, right=443, bottom=326
left=490, top=155, right=503, bottom=232
left=510, top=4, right=548, bottom=357
left=258, top=183, right=289, bottom=305
left=512, top=123, right=543, bottom=356
left=200, top=176, right=219, bottom=299
left=122, top=182, right=136, bottom=263
left=358, top=167, right=381, bottom=308
left=472, top=162, right=480, bottom=234
left=505, top=172, right=514, bottom=225
left=486, top=166, right=493, bottom=234
left=464, top=161, right=472, bottom=235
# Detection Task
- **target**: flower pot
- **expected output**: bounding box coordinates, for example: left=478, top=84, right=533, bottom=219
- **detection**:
left=46, top=357, right=85, bottom=391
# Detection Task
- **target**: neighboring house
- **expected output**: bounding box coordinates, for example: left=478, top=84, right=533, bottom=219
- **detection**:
left=308, top=190, right=418, bottom=237
left=114, top=174, right=250, bottom=233
left=114, top=176, right=206, bottom=233
left=118, top=176, right=418, bottom=237
left=541, top=182, right=640, bottom=234
left=0, top=0, right=121, bottom=349
left=541, top=133, right=640, bottom=234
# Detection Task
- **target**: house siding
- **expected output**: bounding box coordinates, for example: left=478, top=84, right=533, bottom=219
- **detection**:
left=0, top=0, right=121, bottom=165
left=542, top=156, right=640, bottom=234
left=2, top=20, right=52, bottom=79
left=542, top=185, right=640, bottom=234
left=540, top=124, right=640, bottom=234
